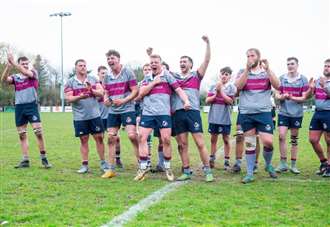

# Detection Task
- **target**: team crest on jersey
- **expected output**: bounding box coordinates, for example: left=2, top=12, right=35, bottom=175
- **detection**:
left=126, top=117, right=132, bottom=123
left=295, top=121, right=300, bottom=126
left=218, top=126, right=223, bottom=132
left=162, top=121, right=168, bottom=127
left=194, top=122, right=200, bottom=129
left=265, top=124, right=272, bottom=131
left=323, top=123, right=328, bottom=129
left=32, top=115, right=38, bottom=121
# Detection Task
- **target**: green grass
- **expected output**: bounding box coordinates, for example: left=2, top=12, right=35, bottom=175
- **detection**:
left=0, top=112, right=329, bottom=226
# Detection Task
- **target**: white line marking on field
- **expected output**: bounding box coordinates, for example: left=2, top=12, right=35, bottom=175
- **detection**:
left=101, top=138, right=232, bottom=227
left=101, top=181, right=187, bottom=227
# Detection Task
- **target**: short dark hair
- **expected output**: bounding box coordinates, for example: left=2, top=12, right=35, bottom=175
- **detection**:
left=325, top=59, right=330, bottom=64
left=75, top=59, right=86, bottom=66
left=106, top=49, right=120, bottom=58
left=162, top=61, right=170, bottom=70
left=17, top=56, right=29, bottom=63
left=180, top=56, right=193, bottom=68
left=97, top=65, right=107, bottom=72
left=220, top=66, right=232, bottom=75
left=287, top=57, right=299, bottom=64
left=246, top=48, right=261, bottom=58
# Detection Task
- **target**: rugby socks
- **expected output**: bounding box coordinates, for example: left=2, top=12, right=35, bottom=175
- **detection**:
left=320, top=158, right=327, bottom=165
left=235, top=158, right=242, bottom=166
left=157, top=144, right=165, bottom=167
left=183, top=166, right=192, bottom=175
left=139, top=156, right=148, bottom=170
left=40, top=150, right=46, bottom=159
left=224, top=156, right=230, bottom=165
left=82, top=160, right=88, bottom=166
left=202, top=165, right=211, bottom=175
left=291, top=158, right=297, bottom=168
left=22, top=155, right=29, bottom=161
left=163, top=156, right=171, bottom=169
left=210, top=155, right=216, bottom=162
left=263, top=146, right=273, bottom=167
left=115, top=138, right=121, bottom=161
left=246, top=150, right=256, bottom=176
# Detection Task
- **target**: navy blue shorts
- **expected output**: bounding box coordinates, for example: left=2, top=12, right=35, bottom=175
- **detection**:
left=15, top=102, right=41, bottom=127
left=74, top=117, right=104, bottom=137
left=140, top=115, right=172, bottom=129
left=208, top=123, right=231, bottom=135
left=101, top=118, right=107, bottom=130
left=236, top=113, right=243, bottom=126
left=309, top=111, right=330, bottom=132
left=278, top=114, right=303, bottom=129
left=153, top=128, right=161, bottom=137
left=107, top=112, right=136, bottom=128
left=240, top=112, right=274, bottom=134
left=173, top=109, right=203, bottom=135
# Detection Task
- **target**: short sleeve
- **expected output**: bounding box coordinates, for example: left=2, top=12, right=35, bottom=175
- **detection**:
left=127, top=69, right=137, bottom=88
left=64, top=79, right=73, bottom=93
left=166, top=73, right=180, bottom=90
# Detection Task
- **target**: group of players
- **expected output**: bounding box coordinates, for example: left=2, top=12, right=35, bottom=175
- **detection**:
left=2, top=36, right=330, bottom=184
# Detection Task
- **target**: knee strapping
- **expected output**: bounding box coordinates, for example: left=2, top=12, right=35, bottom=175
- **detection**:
left=18, top=129, right=27, bottom=139
left=245, top=135, right=257, bottom=151
left=290, top=135, right=298, bottom=146
left=33, top=127, right=42, bottom=136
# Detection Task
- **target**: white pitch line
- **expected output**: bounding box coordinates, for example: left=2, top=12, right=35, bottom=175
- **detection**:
left=101, top=181, right=187, bottom=227
left=101, top=138, right=232, bottom=227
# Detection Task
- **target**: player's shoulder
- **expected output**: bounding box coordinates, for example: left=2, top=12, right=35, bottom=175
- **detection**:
left=300, top=74, right=308, bottom=82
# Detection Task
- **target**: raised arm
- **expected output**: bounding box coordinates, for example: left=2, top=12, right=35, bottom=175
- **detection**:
left=197, top=36, right=211, bottom=77
left=260, top=59, right=280, bottom=90
left=235, top=69, right=249, bottom=91
left=8, top=54, right=35, bottom=78
left=1, top=63, right=13, bottom=84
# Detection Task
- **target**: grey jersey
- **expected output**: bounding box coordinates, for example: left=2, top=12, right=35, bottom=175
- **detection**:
left=103, top=66, right=137, bottom=114
left=98, top=97, right=109, bottom=120
left=278, top=74, right=308, bottom=117
left=171, top=71, right=202, bottom=112
left=208, top=83, right=237, bottom=125
left=64, top=75, right=100, bottom=121
left=141, top=71, right=180, bottom=116
left=97, top=82, right=109, bottom=120
left=9, top=70, right=38, bottom=105
left=314, top=78, right=330, bottom=111
left=237, top=69, right=272, bottom=114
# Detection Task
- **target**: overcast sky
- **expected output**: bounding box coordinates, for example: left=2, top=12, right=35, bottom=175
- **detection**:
left=1, top=0, right=329, bottom=89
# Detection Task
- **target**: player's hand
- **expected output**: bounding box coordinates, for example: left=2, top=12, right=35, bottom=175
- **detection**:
left=78, top=93, right=89, bottom=100
left=152, top=75, right=162, bottom=85
left=246, top=60, right=254, bottom=71
left=202, top=35, right=209, bottom=44
left=183, top=101, right=191, bottom=110
left=308, top=78, right=315, bottom=89
left=215, top=80, right=223, bottom=93
left=112, top=98, right=125, bottom=106
left=104, top=98, right=112, bottom=106
left=7, top=53, right=15, bottom=65
left=260, top=59, right=269, bottom=71
left=146, top=47, right=153, bottom=56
